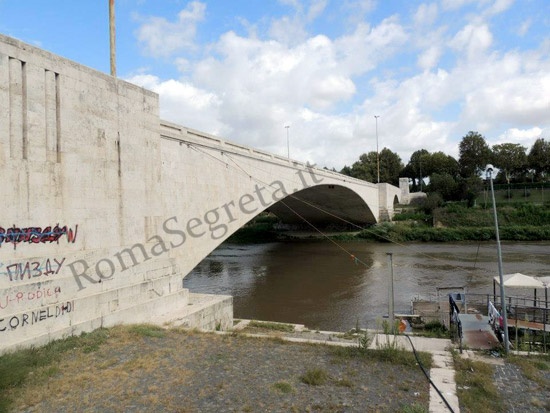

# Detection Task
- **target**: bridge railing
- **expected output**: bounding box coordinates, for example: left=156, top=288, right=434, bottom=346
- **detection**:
left=159, top=120, right=380, bottom=189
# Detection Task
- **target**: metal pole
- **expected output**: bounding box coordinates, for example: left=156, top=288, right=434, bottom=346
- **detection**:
left=386, top=252, right=395, bottom=332
left=515, top=306, right=518, bottom=351
left=418, top=161, right=424, bottom=192
left=109, top=0, right=116, bottom=77
left=375, top=115, right=380, bottom=184
left=285, top=125, right=290, bottom=159
left=488, top=167, right=510, bottom=354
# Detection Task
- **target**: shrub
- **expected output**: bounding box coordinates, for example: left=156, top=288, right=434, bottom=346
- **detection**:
left=300, top=368, right=328, bottom=385
left=272, top=381, right=293, bottom=393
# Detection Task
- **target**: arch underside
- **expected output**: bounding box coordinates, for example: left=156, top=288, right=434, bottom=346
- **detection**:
left=267, top=184, right=377, bottom=226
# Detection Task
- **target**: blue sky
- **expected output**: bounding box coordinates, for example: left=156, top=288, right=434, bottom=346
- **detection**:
left=1, top=0, right=549, bottom=168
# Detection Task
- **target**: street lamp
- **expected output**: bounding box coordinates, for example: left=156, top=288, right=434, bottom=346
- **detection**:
left=285, top=125, right=290, bottom=159
left=487, top=164, right=510, bottom=354
left=374, top=115, right=380, bottom=183
left=109, top=0, right=116, bottom=77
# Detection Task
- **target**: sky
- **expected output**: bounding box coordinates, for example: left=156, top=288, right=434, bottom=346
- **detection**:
left=1, top=0, right=549, bottom=169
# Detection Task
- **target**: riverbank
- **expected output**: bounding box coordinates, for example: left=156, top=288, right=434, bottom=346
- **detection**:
left=0, top=324, right=433, bottom=412
left=228, top=203, right=550, bottom=243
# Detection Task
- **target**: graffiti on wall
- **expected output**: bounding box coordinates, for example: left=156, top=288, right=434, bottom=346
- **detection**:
left=0, top=224, right=78, bottom=249
left=0, top=286, right=62, bottom=310
left=0, top=301, right=74, bottom=332
left=2, top=258, right=65, bottom=282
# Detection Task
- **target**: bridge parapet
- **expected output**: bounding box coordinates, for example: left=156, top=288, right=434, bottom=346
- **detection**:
left=160, top=120, right=378, bottom=190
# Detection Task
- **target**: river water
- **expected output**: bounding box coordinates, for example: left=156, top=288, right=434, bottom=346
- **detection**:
left=184, top=241, right=550, bottom=331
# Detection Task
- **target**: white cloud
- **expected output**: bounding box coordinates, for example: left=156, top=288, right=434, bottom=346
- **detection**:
left=127, top=74, right=226, bottom=135
left=517, top=18, right=531, bottom=37
left=449, top=23, right=493, bottom=59
left=307, top=0, right=328, bottom=22
left=491, top=127, right=547, bottom=147
left=342, top=0, right=377, bottom=24
left=417, top=46, right=442, bottom=69
left=484, top=0, right=514, bottom=16
left=414, top=3, right=438, bottom=26
left=441, top=0, right=491, bottom=11
left=268, top=16, right=308, bottom=45
left=136, top=1, right=206, bottom=57
left=130, top=3, right=550, bottom=168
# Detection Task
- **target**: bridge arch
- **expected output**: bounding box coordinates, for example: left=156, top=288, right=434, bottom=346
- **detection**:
left=266, top=184, right=377, bottom=226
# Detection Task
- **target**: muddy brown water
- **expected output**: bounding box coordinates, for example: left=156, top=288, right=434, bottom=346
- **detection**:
left=184, top=241, right=550, bottom=331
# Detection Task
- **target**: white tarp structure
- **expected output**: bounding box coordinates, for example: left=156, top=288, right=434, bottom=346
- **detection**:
left=493, top=273, right=545, bottom=288
left=493, top=273, right=548, bottom=309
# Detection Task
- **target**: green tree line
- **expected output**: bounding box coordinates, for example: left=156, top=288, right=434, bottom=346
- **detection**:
left=339, top=131, right=550, bottom=204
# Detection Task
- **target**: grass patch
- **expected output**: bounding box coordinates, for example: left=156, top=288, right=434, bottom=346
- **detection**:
left=412, top=321, right=448, bottom=339
left=334, top=378, right=353, bottom=387
left=300, top=368, right=328, bottom=386
left=127, top=324, right=166, bottom=338
left=0, top=328, right=110, bottom=412
left=454, top=354, right=502, bottom=413
left=330, top=346, right=432, bottom=369
left=247, top=321, right=295, bottom=333
left=272, top=381, right=294, bottom=393
left=399, top=403, right=428, bottom=413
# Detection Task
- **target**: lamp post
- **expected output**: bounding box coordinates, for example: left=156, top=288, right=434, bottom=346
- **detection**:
left=487, top=164, right=510, bottom=354
left=374, top=115, right=380, bottom=183
left=109, top=0, right=116, bottom=77
left=285, top=125, right=290, bottom=159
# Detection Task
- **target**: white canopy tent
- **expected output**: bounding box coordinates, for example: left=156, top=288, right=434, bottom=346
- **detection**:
left=493, top=273, right=547, bottom=308
left=493, top=273, right=545, bottom=288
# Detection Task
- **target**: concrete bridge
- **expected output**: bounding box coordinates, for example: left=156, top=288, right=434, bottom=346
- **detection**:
left=0, top=34, right=410, bottom=353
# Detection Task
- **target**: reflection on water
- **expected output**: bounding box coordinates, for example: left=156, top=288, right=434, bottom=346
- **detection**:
left=184, top=241, right=550, bottom=331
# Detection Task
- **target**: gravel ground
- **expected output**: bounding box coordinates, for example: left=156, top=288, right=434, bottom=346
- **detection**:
left=15, top=328, right=429, bottom=412
left=493, top=362, right=550, bottom=412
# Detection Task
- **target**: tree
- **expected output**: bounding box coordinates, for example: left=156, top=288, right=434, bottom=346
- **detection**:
left=428, top=173, right=459, bottom=200
left=424, top=152, right=459, bottom=177
left=458, top=131, right=491, bottom=177
left=528, top=138, right=550, bottom=181
left=404, top=149, right=430, bottom=191
left=457, top=176, right=483, bottom=207
left=340, top=165, right=352, bottom=176
left=378, top=148, right=403, bottom=185
left=491, top=143, right=527, bottom=184
left=343, top=148, right=403, bottom=184
left=349, top=152, right=377, bottom=182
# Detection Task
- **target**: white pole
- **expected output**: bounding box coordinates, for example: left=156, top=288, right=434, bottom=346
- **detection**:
left=285, top=125, right=290, bottom=159
left=109, top=0, right=116, bottom=77
left=387, top=252, right=395, bottom=332
left=375, top=116, right=380, bottom=183
left=487, top=166, right=510, bottom=354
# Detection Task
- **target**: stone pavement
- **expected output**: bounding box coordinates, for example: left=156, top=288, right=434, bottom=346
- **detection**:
left=494, top=363, right=550, bottom=412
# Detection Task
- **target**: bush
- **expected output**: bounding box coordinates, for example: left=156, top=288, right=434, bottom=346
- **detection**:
left=419, top=193, right=443, bottom=214
left=392, top=211, right=430, bottom=221
left=300, top=368, right=328, bottom=386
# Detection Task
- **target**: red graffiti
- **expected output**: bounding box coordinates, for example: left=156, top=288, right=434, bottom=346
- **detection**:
left=0, top=286, right=62, bottom=310
left=4, top=258, right=65, bottom=282
left=0, top=224, right=78, bottom=249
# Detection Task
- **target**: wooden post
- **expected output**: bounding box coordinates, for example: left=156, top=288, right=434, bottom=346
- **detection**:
left=109, top=0, right=116, bottom=77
